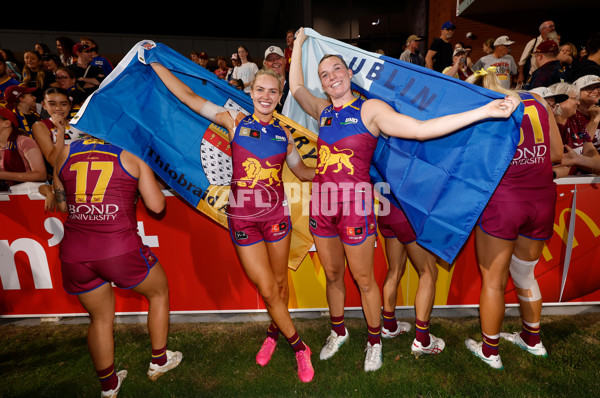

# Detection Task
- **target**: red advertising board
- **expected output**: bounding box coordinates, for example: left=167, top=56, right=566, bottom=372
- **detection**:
left=1, top=177, right=599, bottom=317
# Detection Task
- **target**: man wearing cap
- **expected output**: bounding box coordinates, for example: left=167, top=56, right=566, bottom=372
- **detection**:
left=263, top=46, right=289, bottom=113
left=523, top=40, right=564, bottom=90
left=425, top=21, right=456, bottom=73
left=517, top=21, right=560, bottom=85
left=198, top=52, right=210, bottom=70
left=399, top=35, right=425, bottom=67
left=3, top=85, right=40, bottom=136
left=472, top=36, right=518, bottom=89
left=570, top=33, right=600, bottom=82
left=443, top=47, right=473, bottom=80
left=67, top=43, right=106, bottom=96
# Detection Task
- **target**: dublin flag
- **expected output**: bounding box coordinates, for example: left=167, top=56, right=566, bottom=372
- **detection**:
left=282, top=28, right=524, bottom=263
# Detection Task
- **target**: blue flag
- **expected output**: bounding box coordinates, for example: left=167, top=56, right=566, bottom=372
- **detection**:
left=282, top=28, right=524, bottom=263
left=71, top=40, right=254, bottom=226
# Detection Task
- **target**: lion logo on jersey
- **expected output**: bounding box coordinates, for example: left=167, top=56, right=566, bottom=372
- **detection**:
left=238, top=158, right=282, bottom=188
left=317, top=145, right=354, bottom=175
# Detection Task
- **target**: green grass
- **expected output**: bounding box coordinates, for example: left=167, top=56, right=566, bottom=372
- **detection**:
left=1, top=313, right=600, bottom=397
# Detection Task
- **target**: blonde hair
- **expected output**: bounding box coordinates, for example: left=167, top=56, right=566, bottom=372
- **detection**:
left=465, top=67, right=520, bottom=102
left=250, top=68, right=283, bottom=94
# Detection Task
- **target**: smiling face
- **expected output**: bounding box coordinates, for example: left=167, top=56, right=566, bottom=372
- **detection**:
left=250, top=74, right=281, bottom=117
left=318, top=55, right=353, bottom=102
left=24, top=52, right=41, bottom=71
left=42, top=92, right=71, bottom=119
left=264, top=53, right=285, bottom=78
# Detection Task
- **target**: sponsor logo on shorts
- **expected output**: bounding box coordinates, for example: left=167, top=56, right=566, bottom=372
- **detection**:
left=347, top=226, right=363, bottom=236
left=309, top=217, right=317, bottom=229
left=271, top=222, right=288, bottom=233
left=234, top=231, right=248, bottom=240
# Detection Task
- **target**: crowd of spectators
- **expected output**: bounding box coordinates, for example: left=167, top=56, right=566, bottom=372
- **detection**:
left=1, top=24, right=599, bottom=190
left=404, top=21, right=600, bottom=177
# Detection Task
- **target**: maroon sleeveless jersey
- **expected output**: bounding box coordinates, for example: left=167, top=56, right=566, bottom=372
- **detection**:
left=58, top=138, right=142, bottom=262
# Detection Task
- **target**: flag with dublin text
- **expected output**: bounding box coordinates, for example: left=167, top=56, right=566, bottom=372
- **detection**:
left=282, top=28, right=524, bottom=263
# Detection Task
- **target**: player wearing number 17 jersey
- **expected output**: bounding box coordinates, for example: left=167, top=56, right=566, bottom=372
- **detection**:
left=53, top=136, right=181, bottom=397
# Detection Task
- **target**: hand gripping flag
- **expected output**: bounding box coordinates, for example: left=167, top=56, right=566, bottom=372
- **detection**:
left=282, top=28, right=524, bottom=263
left=71, top=41, right=317, bottom=270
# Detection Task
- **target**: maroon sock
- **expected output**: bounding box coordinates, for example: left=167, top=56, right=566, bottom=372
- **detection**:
left=97, top=363, right=118, bottom=392
left=286, top=332, right=306, bottom=353
left=152, top=345, right=167, bottom=366
left=267, top=322, right=280, bottom=341
left=367, top=324, right=381, bottom=345
left=520, top=321, right=541, bottom=346
left=415, top=318, right=431, bottom=347
left=331, top=315, right=346, bottom=336
left=382, top=310, right=398, bottom=332
left=482, top=333, right=500, bottom=358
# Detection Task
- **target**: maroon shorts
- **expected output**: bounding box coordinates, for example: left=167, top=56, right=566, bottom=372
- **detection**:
left=61, top=246, right=158, bottom=295
left=228, top=214, right=291, bottom=246
left=377, top=204, right=417, bottom=244
left=477, top=193, right=556, bottom=241
left=309, top=199, right=377, bottom=245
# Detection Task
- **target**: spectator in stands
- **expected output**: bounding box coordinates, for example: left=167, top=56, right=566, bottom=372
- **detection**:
left=55, top=66, right=88, bottom=116
left=425, top=21, right=456, bottom=73
left=42, top=53, right=63, bottom=75
left=559, top=43, right=578, bottom=81
left=190, top=51, right=200, bottom=65
left=0, top=107, right=46, bottom=185
left=68, top=44, right=106, bottom=96
left=399, top=35, right=425, bottom=67
left=214, top=56, right=230, bottom=80
left=263, top=46, right=288, bottom=112
left=32, top=87, right=85, bottom=181
left=55, top=36, right=76, bottom=66
left=4, top=85, right=40, bottom=135
left=232, top=45, right=259, bottom=94
left=284, top=29, right=295, bottom=73
left=198, top=52, right=210, bottom=70
left=482, top=38, right=495, bottom=56
left=517, top=21, right=557, bottom=85
left=226, top=53, right=240, bottom=82
left=80, top=36, right=114, bottom=75
left=463, top=44, right=474, bottom=69
left=550, top=80, right=600, bottom=175
left=571, top=75, right=600, bottom=153
left=0, top=55, right=20, bottom=103
left=22, top=50, right=56, bottom=103
left=570, top=32, right=600, bottom=82
left=0, top=49, right=22, bottom=81
left=229, top=79, right=244, bottom=90
left=34, top=43, right=51, bottom=57
left=443, top=47, right=473, bottom=80
left=472, top=36, right=518, bottom=89
left=523, top=40, right=564, bottom=90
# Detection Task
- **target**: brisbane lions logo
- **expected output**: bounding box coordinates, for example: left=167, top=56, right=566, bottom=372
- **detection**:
left=238, top=158, right=282, bottom=188
left=317, top=145, right=354, bottom=175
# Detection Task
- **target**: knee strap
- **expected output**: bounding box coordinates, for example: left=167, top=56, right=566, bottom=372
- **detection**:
left=509, top=255, right=541, bottom=302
